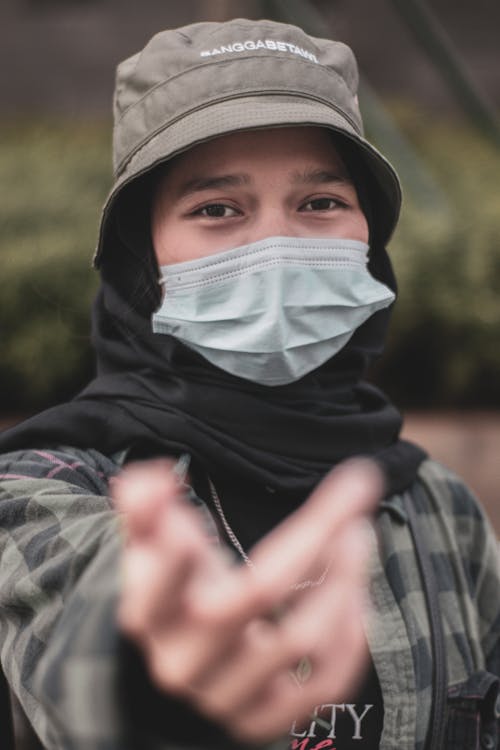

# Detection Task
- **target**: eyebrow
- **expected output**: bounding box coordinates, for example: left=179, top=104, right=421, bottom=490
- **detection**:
left=174, top=167, right=352, bottom=200
left=175, top=173, right=251, bottom=199
left=290, top=168, right=352, bottom=186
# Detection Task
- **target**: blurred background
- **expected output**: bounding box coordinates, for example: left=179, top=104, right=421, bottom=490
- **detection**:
left=1, top=0, right=499, bottom=529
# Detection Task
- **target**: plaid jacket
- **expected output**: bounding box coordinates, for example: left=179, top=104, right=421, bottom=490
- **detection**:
left=0, top=447, right=498, bottom=750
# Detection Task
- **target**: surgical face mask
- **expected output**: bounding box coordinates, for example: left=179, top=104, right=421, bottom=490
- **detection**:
left=152, top=236, right=395, bottom=386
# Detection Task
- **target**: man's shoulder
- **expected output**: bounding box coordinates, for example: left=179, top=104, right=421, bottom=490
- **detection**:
left=0, top=445, right=121, bottom=494
left=416, top=457, right=486, bottom=523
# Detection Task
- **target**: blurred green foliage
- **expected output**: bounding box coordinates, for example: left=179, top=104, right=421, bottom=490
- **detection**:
left=1, top=112, right=499, bottom=414
left=374, top=107, right=500, bottom=408
left=0, top=121, right=109, bottom=412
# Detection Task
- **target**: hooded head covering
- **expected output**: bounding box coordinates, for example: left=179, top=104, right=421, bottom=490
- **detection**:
left=96, top=18, right=400, bottom=266
left=0, top=19, right=425, bottom=510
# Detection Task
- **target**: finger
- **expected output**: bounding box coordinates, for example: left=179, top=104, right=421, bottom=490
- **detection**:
left=251, top=458, right=383, bottom=577
left=292, top=589, right=369, bottom=713
left=144, top=608, right=245, bottom=699
left=194, top=458, right=383, bottom=620
left=226, top=594, right=368, bottom=744
left=114, top=461, right=228, bottom=637
left=223, top=670, right=304, bottom=744
left=193, top=519, right=373, bottom=719
left=111, top=459, right=179, bottom=542
left=189, top=618, right=280, bottom=718
left=278, top=518, right=374, bottom=651
left=118, top=500, right=214, bottom=638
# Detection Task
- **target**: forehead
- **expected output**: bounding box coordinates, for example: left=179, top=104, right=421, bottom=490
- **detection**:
left=157, top=126, right=350, bottom=186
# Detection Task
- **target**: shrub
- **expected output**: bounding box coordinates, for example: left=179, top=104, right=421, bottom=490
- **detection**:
left=0, top=121, right=109, bottom=412
left=1, top=113, right=499, bottom=413
left=375, top=113, right=500, bottom=407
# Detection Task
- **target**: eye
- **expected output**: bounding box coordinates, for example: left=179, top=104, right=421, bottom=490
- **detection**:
left=300, top=197, right=341, bottom=212
left=197, top=203, right=239, bottom=218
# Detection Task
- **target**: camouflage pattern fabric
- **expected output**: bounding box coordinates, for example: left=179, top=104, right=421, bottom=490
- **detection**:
left=0, top=448, right=498, bottom=749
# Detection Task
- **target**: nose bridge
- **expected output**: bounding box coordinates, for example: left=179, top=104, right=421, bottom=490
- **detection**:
left=254, top=202, right=295, bottom=241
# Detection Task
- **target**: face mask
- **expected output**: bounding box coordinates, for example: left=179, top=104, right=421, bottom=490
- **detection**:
left=152, top=236, right=395, bottom=386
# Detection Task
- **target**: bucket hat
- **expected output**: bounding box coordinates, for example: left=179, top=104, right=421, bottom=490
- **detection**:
left=94, top=18, right=402, bottom=265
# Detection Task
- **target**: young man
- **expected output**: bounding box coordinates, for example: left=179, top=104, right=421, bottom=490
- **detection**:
left=0, top=18, right=498, bottom=750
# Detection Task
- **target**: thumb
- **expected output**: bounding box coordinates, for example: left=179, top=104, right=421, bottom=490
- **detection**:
left=110, top=459, right=181, bottom=542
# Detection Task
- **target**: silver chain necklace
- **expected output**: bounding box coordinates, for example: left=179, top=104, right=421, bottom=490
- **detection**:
left=207, top=477, right=334, bottom=691
left=208, top=477, right=254, bottom=568
left=207, top=478, right=331, bottom=590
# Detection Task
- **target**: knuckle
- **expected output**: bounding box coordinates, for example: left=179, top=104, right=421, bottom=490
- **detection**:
left=147, top=648, right=197, bottom=696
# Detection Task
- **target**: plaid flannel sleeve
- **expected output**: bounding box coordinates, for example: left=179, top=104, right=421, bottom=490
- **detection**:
left=0, top=447, right=126, bottom=748
left=417, top=460, right=500, bottom=748
left=427, top=461, right=500, bottom=677
left=0, top=448, right=286, bottom=750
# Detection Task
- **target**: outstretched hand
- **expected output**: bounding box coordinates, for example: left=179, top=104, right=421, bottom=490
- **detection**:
left=112, top=458, right=384, bottom=744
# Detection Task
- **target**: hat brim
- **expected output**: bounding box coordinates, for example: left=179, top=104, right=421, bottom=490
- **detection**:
left=94, top=95, right=401, bottom=265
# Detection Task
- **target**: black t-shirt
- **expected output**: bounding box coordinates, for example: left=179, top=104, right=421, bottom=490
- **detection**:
left=287, top=657, right=384, bottom=750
